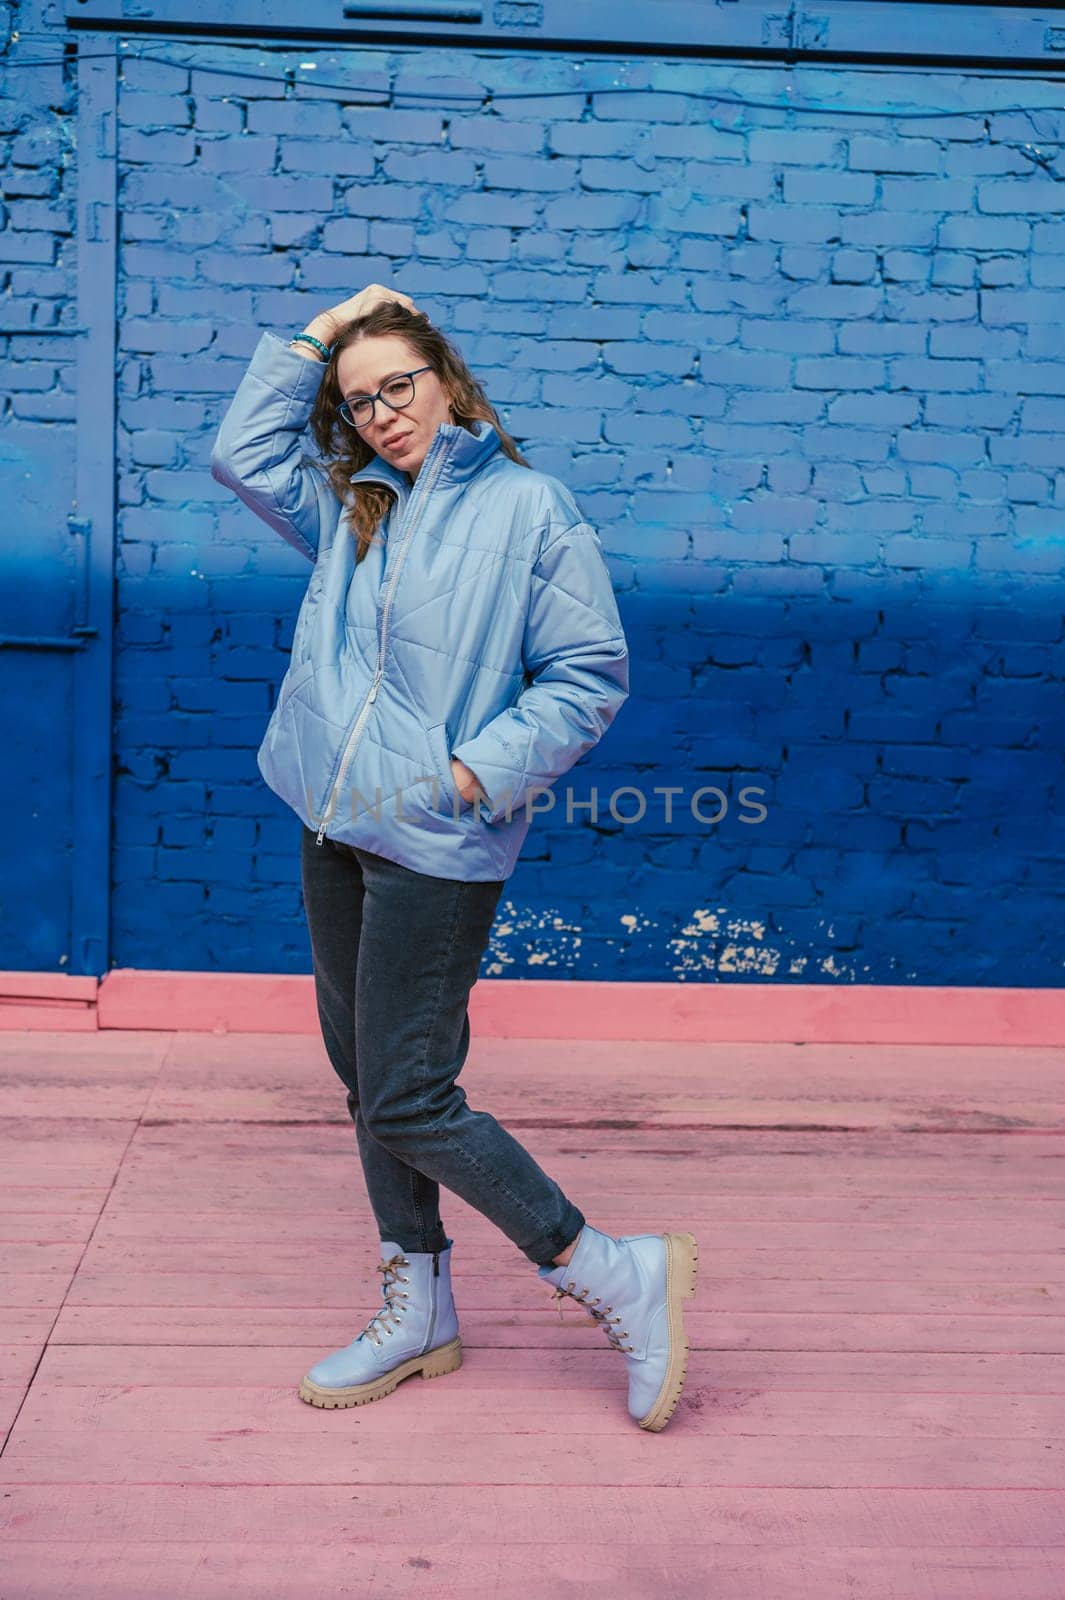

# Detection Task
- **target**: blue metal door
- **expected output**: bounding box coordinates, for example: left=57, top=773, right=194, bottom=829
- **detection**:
left=0, top=42, right=115, bottom=975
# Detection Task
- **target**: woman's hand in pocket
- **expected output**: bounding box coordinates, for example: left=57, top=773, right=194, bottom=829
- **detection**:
left=450, top=757, right=486, bottom=806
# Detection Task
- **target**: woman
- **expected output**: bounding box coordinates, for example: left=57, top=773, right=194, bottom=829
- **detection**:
left=210, top=283, right=697, bottom=1433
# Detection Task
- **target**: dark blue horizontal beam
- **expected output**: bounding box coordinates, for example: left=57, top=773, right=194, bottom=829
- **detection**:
left=62, top=0, right=1065, bottom=66
left=0, top=637, right=92, bottom=650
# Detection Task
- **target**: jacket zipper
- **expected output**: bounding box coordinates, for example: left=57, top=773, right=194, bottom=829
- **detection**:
left=313, top=667, right=382, bottom=844
left=314, top=441, right=449, bottom=845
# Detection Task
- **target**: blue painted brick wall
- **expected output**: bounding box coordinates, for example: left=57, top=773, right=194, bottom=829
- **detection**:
left=5, top=13, right=1064, bottom=982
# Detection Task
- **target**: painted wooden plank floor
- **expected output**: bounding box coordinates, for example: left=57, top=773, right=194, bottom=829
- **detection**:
left=0, top=1029, right=1063, bottom=1598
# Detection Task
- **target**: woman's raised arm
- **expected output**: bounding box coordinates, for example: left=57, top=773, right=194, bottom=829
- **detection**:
left=209, top=315, right=340, bottom=564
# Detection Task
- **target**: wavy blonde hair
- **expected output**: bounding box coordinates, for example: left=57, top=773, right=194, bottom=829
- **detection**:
left=307, top=301, right=531, bottom=564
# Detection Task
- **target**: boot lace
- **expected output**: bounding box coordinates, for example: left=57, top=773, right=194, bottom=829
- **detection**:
left=550, top=1280, right=634, bottom=1355
left=361, top=1252, right=410, bottom=1347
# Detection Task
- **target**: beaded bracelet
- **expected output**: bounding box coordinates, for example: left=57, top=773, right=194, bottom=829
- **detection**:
left=291, top=332, right=332, bottom=360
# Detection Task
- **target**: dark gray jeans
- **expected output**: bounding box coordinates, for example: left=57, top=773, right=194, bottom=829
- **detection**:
left=299, top=825, right=586, bottom=1268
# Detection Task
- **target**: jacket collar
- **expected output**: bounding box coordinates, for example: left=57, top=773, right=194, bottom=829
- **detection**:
left=349, top=417, right=502, bottom=493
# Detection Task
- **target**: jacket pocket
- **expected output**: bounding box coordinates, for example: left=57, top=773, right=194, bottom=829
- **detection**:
left=425, top=720, right=464, bottom=812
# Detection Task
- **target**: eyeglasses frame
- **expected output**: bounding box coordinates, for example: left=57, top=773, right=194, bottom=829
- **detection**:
left=337, top=366, right=435, bottom=430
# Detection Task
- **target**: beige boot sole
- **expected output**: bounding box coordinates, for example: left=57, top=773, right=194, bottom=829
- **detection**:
left=638, top=1231, right=698, bottom=1432
left=298, top=1336, right=462, bottom=1409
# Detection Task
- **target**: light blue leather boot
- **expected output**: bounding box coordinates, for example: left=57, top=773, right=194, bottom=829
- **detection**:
left=537, top=1224, right=698, bottom=1432
left=299, top=1238, right=462, bottom=1408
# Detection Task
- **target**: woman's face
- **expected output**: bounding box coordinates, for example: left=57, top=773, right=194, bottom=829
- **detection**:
left=335, top=335, right=453, bottom=483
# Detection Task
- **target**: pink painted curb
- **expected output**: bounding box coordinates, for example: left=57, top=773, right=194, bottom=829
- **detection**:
left=0, top=969, right=1062, bottom=1044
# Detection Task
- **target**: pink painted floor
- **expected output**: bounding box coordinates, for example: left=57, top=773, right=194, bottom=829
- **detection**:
left=1, top=1026, right=1063, bottom=1599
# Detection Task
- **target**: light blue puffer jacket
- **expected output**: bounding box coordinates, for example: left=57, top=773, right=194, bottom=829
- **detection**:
left=209, top=331, right=629, bottom=882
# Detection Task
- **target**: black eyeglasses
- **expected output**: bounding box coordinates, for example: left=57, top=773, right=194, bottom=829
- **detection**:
left=337, top=366, right=434, bottom=429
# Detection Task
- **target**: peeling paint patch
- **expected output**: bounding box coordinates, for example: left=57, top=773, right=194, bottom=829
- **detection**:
left=485, top=898, right=858, bottom=982
left=483, top=897, right=585, bottom=974
left=819, top=953, right=853, bottom=978
left=718, top=942, right=781, bottom=976
left=664, top=904, right=856, bottom=982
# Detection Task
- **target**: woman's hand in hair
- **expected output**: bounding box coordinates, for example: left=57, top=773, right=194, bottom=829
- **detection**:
left=317, top=284, right=424, bottom=343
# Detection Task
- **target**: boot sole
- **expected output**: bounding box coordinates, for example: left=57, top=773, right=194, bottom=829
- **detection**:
left=639, top=1231, right=698, bottom=1433
left=298, top=1336, right=462, bottom=1409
